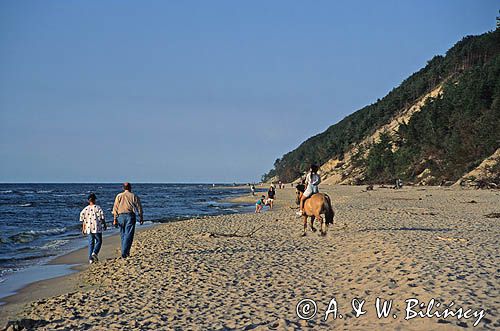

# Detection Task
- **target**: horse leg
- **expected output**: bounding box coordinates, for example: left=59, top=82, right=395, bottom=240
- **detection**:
left=317, top=214, right=326, bottom=236
left=310, top=216, right=316, bottom=232
left=302, top=215, right=308, bottom=236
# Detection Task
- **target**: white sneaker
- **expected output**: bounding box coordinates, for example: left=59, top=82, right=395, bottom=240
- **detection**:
left=296, top=210, right=303, bottom=216
left=89, top=259, right=93, bottom=264
left=91, top=253, right=98, bottom=262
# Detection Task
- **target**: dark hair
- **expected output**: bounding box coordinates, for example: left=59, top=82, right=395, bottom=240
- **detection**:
left=310, top=164, right=319, bottom=173
left=261, top=195, right=265, bottom=198
left=88, top=193, right=96, bottom=202
left=123, top=183, right=132, bottom=191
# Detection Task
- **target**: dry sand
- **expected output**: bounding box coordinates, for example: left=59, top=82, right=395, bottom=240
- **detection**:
left=1, top=186, right=499, bottom=330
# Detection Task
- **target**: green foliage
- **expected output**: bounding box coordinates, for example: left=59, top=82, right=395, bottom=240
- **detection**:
left=263, top=29, right=500, bottom=183
left=366, top=133, right=395, bottom=182
left=396, top=53, right=500, bottom=181
left=350, top=144, right=366, bottom=168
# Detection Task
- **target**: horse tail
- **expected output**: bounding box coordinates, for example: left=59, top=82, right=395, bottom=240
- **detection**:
left=323, top=194, right=335, bottom=225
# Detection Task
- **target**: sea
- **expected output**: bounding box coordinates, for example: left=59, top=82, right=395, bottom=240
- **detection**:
left=0, top=183, right=254, bottom=293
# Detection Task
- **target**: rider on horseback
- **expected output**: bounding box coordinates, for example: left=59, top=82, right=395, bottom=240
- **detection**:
left=297, top=164, right=321, bottom=216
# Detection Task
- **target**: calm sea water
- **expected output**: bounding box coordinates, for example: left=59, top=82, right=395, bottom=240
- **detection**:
left=0, top=183, right=252, bottom=281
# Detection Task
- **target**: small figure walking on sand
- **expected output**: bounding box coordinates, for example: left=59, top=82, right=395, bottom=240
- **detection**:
left=267, top=186, right=276, bottom=209
left=255, top=195, right=266, bottom=213
left=251, top=184, right=256, bottom=196
left=113, top=182, right=143, bottom=258
left=80, top=193, right=106, bottom=264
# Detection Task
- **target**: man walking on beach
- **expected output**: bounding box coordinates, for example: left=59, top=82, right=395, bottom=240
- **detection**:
left=113, top=182, right=143, bottom=258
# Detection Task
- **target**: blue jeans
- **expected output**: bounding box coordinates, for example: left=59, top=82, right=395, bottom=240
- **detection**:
left=88, top=233, right=103, bottom=259
left=117, top=213, right=136, bottom=258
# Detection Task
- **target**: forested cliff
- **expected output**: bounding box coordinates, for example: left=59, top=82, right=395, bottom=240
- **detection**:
left=263, top=29, right=500, bottom=185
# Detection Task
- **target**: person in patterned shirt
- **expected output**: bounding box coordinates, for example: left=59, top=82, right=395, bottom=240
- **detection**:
left=80, top=193, right=107, bottom=264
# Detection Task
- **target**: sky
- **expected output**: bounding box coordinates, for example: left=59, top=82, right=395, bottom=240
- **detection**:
left=0, top=0, right=498, bottom=183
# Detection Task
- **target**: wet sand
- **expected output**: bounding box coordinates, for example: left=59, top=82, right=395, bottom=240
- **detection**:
left=1, top=186, right=499, bottom=330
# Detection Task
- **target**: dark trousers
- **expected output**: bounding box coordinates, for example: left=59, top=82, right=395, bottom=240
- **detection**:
left=117, top=213, right=136, bottom=258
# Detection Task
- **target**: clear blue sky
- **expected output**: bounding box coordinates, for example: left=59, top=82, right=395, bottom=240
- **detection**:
left=0, top=1, right=497, bottom=183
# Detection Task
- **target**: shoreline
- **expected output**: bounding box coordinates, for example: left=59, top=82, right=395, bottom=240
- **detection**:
left=0, top=225, right=147, bottom=301
left=0, top=228, right=132, bottom=325
left=1, top=185, right=499, bottom=330
left=0, top=187, right=257, bottom=309
left=0, top=189, right=258, bottom=326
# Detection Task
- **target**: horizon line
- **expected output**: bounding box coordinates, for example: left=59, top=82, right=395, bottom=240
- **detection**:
left=0, top=181, right=261, bottom=184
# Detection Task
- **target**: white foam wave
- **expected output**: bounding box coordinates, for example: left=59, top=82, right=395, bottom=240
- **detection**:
left=40, top=239, right=69, bottom=250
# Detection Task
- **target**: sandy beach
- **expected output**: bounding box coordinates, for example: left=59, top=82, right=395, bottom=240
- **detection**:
left=1, top=185, right=499, bottom=330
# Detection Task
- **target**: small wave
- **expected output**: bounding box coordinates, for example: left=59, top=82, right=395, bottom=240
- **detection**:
left=8, top=233, right=36, bottom=244
left=17, top=247, right=36, bottom=252
left=63, top=224, right=83, bottom=232
left=36, top=190, right=54, bottom=193
left=0, top=268, right=18, bottom=281
left=0, top=190, right=13, bottom=194
left=54, top=193, right=85, bottom=197
left=41, top=239, right=69, bottom=250
left=8, top=228, right=68, bottom=244
left=33, top=228, right=68, bottom=235
left=19, top=203, right=33, bottom=207
left=0, top=210, right=17, bottom=215
left=62, top=233, right=81, bottom=239
left=0, top=253, right=55, bottom=263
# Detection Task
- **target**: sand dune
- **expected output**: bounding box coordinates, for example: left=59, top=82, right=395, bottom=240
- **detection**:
left=2, top=186, right=499, bottom=330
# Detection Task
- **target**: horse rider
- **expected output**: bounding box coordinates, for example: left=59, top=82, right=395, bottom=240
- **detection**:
left=297, top=164, right=321, bottom=216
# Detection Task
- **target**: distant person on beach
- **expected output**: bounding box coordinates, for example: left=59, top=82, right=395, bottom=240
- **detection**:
left=297, top=164, right=321, bottom=216
left=80, top=193, right=106, bottom=264
left=267, top=186, right=275, bottom=209
left=112, top=182, right=143, bottom=258
left=255, top=195, right=266, bottom=213
left=251, top=185, right=256, bottom=196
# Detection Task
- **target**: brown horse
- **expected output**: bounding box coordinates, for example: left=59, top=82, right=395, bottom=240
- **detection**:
left=295, top=189, right=334, bottom=236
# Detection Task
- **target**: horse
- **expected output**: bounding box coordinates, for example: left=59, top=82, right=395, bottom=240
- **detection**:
left=295, top=188, right=334, bottom=236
